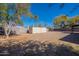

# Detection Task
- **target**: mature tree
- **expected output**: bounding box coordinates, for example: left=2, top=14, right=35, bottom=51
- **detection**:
left=73, top=16, right=79, bottom=25
left=54, top=15, right=68, bottom=29
left=0, top=3, right=35, bottom=38
left=67, top=16, right=79, bottom=26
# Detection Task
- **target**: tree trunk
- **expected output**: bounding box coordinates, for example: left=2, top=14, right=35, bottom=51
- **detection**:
left=4, top=28, right=11, bottom=39
left=3, top=22, right=11, bottom=39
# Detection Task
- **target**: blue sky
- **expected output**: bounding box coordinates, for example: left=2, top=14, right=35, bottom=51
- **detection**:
left=21, top=3, right=79, bottom=27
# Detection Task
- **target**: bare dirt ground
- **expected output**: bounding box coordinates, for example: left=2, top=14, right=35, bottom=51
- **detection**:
left=0, top=31, right=79, bottom=47
left=0, top=31, right=77, bottom=44
left=0, top=31, right=79, bottom=56
left=27, top=31, right=69, bottom=44
left=0, top=31, right=79, bottom=54
left=0, top=34, right=30, bottom=43
left=26, top=32, right=79, bottom=53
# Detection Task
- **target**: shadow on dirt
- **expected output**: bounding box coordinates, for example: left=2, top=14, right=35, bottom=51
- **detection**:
left=60, top=33, right=79, bottom=44
left=0, top=40, right=78, bottom=56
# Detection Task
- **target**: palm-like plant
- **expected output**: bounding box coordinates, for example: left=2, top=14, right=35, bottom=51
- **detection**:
left=33, top=15, right=38, bottom=27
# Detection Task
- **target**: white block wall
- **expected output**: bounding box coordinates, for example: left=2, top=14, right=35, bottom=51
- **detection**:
left=32, top=27, right=48, bottom=33
left=16, top=26, right=27, bottom=35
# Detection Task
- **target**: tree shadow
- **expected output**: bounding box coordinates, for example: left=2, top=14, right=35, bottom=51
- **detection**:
left=60, top=33, right=79, bottom=44
left=0, top=40, right=78, bottom=56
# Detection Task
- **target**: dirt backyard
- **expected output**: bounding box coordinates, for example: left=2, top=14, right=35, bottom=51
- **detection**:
left=0, top=31, right=79, bottom=55
left=0, top=31, right=78, bottom=45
